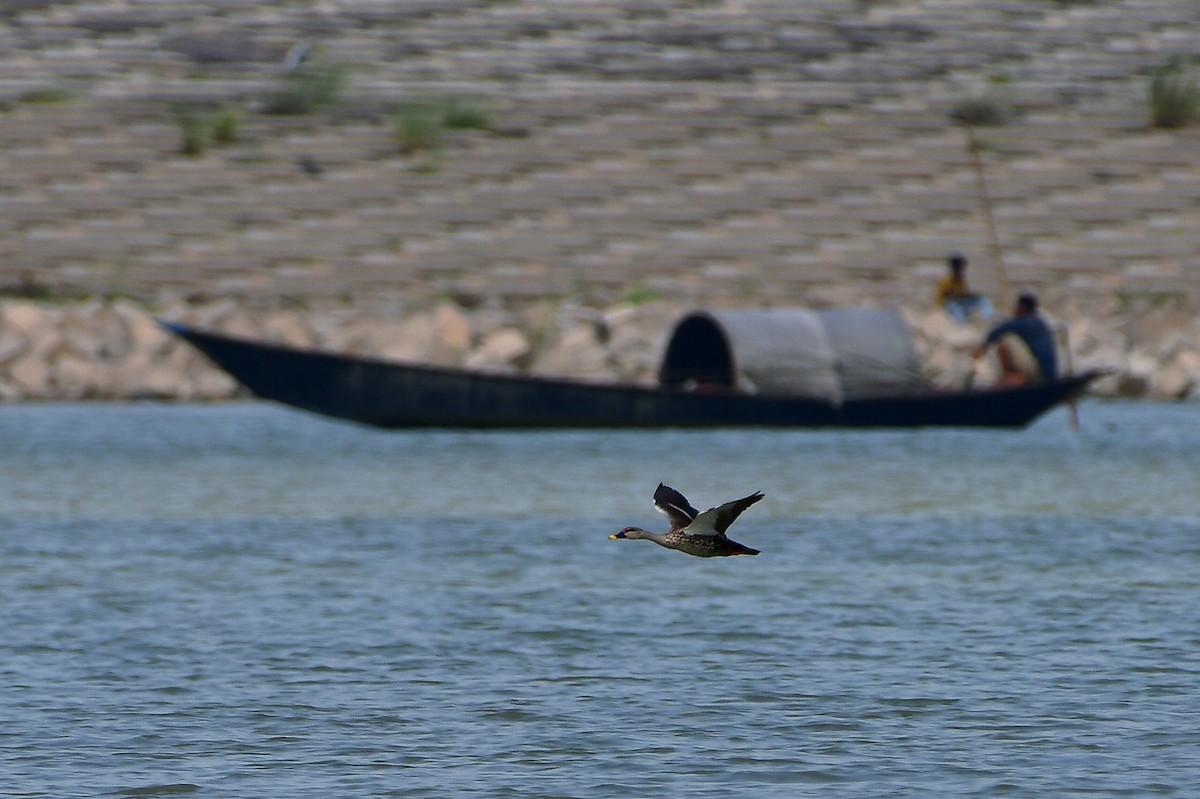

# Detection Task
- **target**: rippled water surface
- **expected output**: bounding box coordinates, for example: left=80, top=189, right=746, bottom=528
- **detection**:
left=2, top=401, right=1198, bottom=798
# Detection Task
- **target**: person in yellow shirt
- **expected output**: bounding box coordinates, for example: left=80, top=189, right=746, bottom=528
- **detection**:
left=935, top=254, right=993, bottom=323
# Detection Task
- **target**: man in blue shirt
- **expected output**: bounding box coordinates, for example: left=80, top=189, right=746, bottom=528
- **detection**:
left=972, top=292, right=1058, bottom=385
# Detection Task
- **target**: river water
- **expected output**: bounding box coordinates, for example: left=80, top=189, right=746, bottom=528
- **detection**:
left=2, top=400, right=1198, bottom=798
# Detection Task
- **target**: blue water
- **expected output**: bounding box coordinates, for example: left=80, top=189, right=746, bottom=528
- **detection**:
left=1, top=401, right=1198, bottom=797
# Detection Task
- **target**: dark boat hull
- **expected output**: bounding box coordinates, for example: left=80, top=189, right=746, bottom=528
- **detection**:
left=162, top=321, right=1100, bottom=429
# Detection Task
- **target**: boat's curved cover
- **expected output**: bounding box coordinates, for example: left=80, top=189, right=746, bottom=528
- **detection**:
left=659, top=308, right=925, bottom=403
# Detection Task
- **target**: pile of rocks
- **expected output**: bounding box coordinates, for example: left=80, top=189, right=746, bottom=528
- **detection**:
left=0, top=298, right=671, bottom=402
left=0, top=299, right=233, bottom=401
left=1, top=298, right=1198, bottom=402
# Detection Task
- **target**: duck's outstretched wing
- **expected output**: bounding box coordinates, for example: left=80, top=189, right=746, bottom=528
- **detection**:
left=653, top=483, right=699, bottom=530
left=684, top=491, right=764, bottom=537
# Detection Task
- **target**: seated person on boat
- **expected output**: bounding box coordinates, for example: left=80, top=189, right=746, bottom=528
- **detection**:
left=973, top=292, right=1057, bottom=387
left=935, top=254, right=994, bottom=324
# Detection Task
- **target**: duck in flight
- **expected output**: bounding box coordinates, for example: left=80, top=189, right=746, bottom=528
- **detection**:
left=610, top=483, right=763, bottom=557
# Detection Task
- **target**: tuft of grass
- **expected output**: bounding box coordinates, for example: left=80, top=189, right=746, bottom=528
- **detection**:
left=620, top=285, right=666, bottom=306
left=443, top=104, right=492, bottom=131
left=1117, top=289, right=1186, bottom=310
left=264, top=64, right=344, bottom=115
left=177, top=113, right=210, bottom=156
left=394, top=106, right=444, bottom=154
left=20, top=86, right=73, bottom=104
left=175, top=107, right=240, bottom=155
left=391, top=100, right=496, bottom=155
left=211, top=108, right=239, bottom=145
left=1148, top=56, right=1200, bottom=130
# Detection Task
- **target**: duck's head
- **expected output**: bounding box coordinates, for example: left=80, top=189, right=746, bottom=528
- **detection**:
left=610, top=526, right=646, bottom=541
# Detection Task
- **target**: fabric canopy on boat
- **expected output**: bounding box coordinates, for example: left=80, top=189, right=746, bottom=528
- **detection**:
left=658, top=308, right=926, bottom=404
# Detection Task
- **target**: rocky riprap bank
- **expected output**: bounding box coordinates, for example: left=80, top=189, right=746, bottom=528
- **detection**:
left=1, top=298, right=1197, bottom=403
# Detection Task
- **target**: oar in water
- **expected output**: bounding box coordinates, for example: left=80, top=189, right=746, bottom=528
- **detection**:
left=1057, top=323, right=1080, bottom=431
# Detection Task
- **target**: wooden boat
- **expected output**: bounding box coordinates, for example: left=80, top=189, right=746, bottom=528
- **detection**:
left=161, top=308, right=1101, bottom=429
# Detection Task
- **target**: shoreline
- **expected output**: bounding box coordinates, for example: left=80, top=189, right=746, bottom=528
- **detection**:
left=1, top=297, right=1197, bottom=403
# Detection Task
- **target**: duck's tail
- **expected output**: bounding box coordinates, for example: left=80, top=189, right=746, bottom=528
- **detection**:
left=727, top=541, right=759, bottom=556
